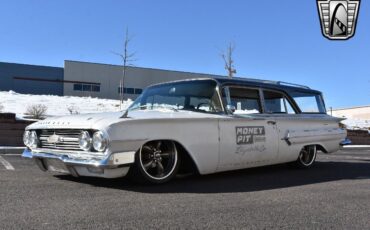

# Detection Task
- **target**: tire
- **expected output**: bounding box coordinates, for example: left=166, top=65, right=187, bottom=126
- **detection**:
left=295, top=145, right=317, bottom=168
left=128, top=140, right=180, bottom=184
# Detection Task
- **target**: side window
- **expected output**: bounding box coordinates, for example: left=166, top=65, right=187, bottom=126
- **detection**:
left=290, top=91, right=326, bottom=113
left=223, top=87, right=262, bottom=114
left=263, top=90, right=296, bottom=114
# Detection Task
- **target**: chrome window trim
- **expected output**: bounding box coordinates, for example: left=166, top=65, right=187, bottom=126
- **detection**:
left=219, top=83, right=304, bottom=115
left=261, top=88, right=301, bottom=114
left=219, top=84, right=264, bottom=115
left=214, top=84, right=226, bottom=114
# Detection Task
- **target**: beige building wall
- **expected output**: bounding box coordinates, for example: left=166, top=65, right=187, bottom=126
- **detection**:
left=332, top=106, right=370, bottom=120
left=63, top=60, right=223, bottom=100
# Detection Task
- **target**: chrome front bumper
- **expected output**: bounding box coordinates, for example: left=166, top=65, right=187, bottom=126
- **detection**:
left=22, top=149, right=136, bottom=178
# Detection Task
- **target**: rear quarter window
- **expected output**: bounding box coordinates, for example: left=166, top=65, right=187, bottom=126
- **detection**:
left=290, top=91, right=326, bottom=113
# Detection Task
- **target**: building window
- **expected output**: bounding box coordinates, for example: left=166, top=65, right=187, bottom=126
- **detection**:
left=118, top=87, right=143, bottom=95
left=126, top=88, right=135, bottom=94
left=74, top=83, right=100, bottom=92
left=135, top=88, right=143, bottom=94
left=92, top=85, right=100, bottom=92
left=73, top=84, right=82, bottom=91
left=83, top=84, right=91, bottom=91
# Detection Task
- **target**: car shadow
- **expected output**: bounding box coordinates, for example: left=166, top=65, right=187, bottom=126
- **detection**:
left=55, top=160, right=370, bottom=194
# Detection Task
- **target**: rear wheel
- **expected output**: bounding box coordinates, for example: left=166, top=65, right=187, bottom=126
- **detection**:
left=129, top=140, right=180, bottom=184
left=295, top=145, right=317, bottom=168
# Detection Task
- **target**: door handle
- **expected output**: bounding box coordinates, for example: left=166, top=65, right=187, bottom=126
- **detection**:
left=267, top=121, right=276, bottom=125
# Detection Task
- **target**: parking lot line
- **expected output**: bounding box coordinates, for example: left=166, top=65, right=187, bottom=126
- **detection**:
left=0, top=156, right=15, bottom=170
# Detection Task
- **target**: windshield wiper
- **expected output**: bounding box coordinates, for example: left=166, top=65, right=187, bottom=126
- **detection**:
left=121, top=105, right=147, bottom=118
left=121, top=104, right=178, bottom=118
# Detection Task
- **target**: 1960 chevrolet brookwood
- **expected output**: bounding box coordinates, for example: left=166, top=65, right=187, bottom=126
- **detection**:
left=23, top=78, right=347, bottom=183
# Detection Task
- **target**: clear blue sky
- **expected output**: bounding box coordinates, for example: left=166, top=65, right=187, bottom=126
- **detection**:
left=0, top=0, right=369, bottom=108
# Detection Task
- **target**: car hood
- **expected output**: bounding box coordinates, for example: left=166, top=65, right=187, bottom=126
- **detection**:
left=26, top=110, right=223, bottom=130
left=27, top=112, right=124, bottom=130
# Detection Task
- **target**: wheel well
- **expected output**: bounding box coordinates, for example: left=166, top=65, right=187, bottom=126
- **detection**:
left=301, top=144, right=327, bottom=153
left=315, top=144, right=328, bottom=153
left=173, top=141, right=200, bottom=175
left=140, top=139, right=199, bottom=175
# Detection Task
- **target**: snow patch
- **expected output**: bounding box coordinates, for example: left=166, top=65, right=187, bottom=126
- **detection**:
left=341, top=118, right=370, bottom=131
left=0, top=91, right=133, bottom=119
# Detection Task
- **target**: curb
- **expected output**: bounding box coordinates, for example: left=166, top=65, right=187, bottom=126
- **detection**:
left=0, top=147, right=25, bottom=155
left=342, top=145, right=370, bottom=151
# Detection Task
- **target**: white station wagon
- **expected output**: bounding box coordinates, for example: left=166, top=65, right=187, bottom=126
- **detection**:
left=23, top=78, right=347, bottom=184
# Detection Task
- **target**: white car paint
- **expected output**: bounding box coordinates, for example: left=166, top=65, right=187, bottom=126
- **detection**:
left=26, top=109, right=346, bottom=176
left=23, top=78, right=347, bottom=180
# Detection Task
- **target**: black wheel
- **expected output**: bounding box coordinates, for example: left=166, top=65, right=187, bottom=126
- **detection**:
left=295, top=145, right=317, bottom=168
left=129, top=140, right=180, bottom=184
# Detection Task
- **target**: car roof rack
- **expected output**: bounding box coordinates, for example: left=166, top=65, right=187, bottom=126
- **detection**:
left=230, top=76, right=278, bottom=85
left=231, top=77, right=311, bottom=89
left=276, top=81, right=310, bottom=89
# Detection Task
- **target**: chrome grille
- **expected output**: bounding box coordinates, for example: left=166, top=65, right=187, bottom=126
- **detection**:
left=39, top=129, right=82, bottom=151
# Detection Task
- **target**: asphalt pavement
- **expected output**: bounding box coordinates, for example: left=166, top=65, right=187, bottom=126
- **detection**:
left=0, top=149, right=369, bottom=229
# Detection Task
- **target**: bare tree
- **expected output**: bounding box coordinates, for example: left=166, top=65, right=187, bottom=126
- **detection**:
left=113, top=28, right=137, bottom=107
left=221, top=42, right=236, bottom=78
left=25, top=104, right=48, bottom=119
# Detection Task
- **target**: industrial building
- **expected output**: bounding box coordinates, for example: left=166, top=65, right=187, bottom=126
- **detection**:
left=0, top=62, right=64, bottom=96
left=0, top=60, right=223, bottom=100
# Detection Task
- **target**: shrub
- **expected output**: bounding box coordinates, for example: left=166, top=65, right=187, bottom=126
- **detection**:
left=26, top=104, right=48, bottom=119
left=67, top=105, right=79, bottom=115
left=0, top=103, right=3, bottom=112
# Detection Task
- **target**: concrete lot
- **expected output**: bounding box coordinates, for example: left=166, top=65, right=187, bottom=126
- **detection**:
left=0, top=149, right=369, bottom=229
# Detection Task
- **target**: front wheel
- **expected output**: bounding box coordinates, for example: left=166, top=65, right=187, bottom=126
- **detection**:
left=295, top=145, right=317, bottom=168
left=128, top=140, right=180, bottom=184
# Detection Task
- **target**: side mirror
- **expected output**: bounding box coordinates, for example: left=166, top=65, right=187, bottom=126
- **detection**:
left=226, top=105, right=236, bottom=114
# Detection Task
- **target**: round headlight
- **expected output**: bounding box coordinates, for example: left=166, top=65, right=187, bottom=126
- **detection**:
left=92, top=131, right=108, bottom=152
left=29, top=131, right=38, bottom=148
left=79, top=131, right=91, bottom=151
left=23, top=131, right=30, bottom=147
left=24, top=131, right=38, bottom=148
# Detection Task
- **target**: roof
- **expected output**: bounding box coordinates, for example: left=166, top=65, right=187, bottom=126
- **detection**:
left=148, top=77, right=322, bottom=95
left=213, top=77, right=322, bottom=94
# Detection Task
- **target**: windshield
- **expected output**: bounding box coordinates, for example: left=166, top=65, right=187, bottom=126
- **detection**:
left=127, top=80, right=224, bottom=114
left=289, top=91, right=326, bottom=113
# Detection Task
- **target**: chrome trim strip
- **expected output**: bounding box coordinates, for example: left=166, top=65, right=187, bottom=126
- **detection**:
left=31, top=148, right=106, bottom=158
